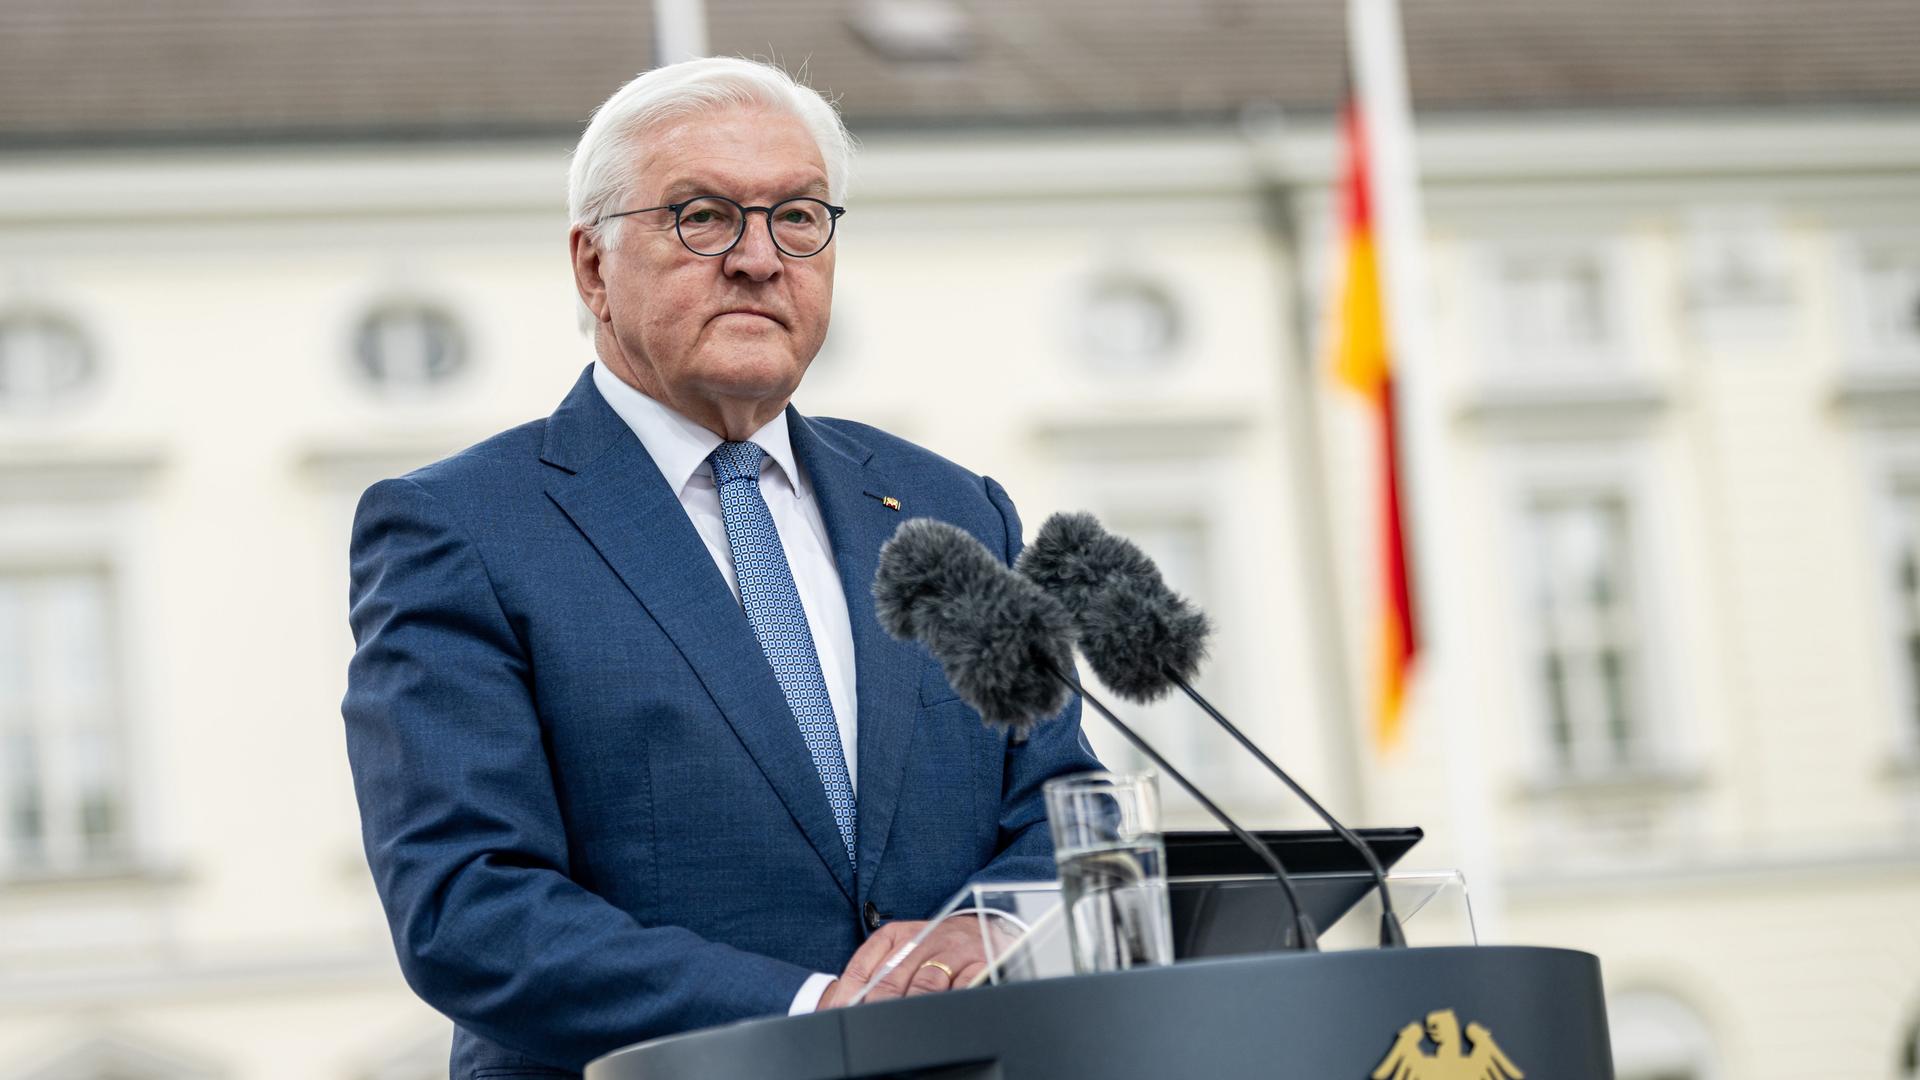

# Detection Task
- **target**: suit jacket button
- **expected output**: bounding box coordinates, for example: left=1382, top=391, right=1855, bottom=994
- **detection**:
left=864, top=901, right=883, bottom=930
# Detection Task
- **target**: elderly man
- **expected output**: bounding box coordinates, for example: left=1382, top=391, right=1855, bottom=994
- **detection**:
left=342, top=57, right=1100, bottom=1077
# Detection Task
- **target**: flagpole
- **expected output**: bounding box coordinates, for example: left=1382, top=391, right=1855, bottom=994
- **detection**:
left=653, top=0, right=710, bottom=65
left=1347, top=0, right=1506, bottom=937
left=1244, top=118, right=1371, bottom=821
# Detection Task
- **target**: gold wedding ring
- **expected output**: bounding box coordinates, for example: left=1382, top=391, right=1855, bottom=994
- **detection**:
left=918, top=959, right=955, bottom=979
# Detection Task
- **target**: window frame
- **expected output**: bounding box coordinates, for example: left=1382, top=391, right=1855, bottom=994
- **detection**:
left=1470, top=236, right=1643, bottom=384
left=345, top=293, right=475, bottom=399
left=0, top=559, right=128, bottom=873
left=0, top=305, right=104, bottom=416
left=1074, top=272, right=1187, bottom=373
left=1497, top=443, right=1685, bottom=784
left=1861, top=433, right=1920, bottom=765
left=0, top=473, right=161, bottom=883
left=1042, top=417, right=1262, bottom=807
left=1837, top=229, right=1920, bottom=370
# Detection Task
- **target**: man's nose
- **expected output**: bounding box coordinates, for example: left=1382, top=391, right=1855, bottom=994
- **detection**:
left=722, top=212, right=783, bottom=281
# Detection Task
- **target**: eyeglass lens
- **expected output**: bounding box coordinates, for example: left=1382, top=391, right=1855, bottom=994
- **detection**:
left=676, top=197, right=835, bottom=257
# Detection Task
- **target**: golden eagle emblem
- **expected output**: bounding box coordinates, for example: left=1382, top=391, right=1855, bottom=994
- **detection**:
left=1370, top=1008, right=1524, bottom=1080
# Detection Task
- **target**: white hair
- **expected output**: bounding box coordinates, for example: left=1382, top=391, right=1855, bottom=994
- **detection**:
left=569, top=57, right=853, bottom=246
left=567, top=58, right=853, bottom=334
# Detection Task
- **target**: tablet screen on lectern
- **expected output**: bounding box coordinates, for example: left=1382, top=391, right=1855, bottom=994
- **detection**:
left=1163, top=827, right=1424, bottom=959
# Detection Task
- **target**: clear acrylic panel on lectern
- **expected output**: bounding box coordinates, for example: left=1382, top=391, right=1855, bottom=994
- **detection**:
left=850, top=869, right=1475, bottom=999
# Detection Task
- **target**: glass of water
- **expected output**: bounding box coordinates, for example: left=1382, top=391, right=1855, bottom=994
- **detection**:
left=1044, top=771, right=1175, bottom=975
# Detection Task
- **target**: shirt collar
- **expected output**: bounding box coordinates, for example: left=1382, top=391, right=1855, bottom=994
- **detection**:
left=591, top=360, right=803, bottom=497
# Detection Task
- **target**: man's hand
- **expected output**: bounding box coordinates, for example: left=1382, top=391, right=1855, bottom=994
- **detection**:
left=818, top=916, right=998, bottom=1008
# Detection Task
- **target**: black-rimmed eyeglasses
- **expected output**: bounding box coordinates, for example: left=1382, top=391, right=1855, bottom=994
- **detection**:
left=599, top=195, right=846, bottom=258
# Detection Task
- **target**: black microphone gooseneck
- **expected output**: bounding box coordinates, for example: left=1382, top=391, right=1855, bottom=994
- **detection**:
left=873, top=517, right=1320, bottom=952
left=1165, top=672, right=1405, bottom=947
left=1018, top=512, right=1407, bottom=949
left=1038, top=658, right=1320, bottom=951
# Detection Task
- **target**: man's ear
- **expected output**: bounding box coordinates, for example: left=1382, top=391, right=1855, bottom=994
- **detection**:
left=569, top=225, right=612, bottom=324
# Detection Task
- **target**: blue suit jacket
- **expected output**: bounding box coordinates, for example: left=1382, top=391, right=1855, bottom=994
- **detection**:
left=342, top=366, right=1100, bottom=1076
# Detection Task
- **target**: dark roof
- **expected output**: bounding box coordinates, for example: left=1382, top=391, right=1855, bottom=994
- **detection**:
left=2, top=0, right=1917, bottom=147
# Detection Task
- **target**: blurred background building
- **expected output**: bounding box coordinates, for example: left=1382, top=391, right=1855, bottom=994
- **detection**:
left=2, top=1, right=1919, bottom=1077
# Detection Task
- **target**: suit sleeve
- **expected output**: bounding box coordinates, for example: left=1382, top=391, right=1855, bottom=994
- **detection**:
left=968, top=476, right=1106, bottom=885
left=342, top=477, right=812, bottom=1070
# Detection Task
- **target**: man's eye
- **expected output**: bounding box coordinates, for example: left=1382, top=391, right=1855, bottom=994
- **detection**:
left=685, top=210, right=718, bottom=224
left=781, top=210, right=813, bottom=224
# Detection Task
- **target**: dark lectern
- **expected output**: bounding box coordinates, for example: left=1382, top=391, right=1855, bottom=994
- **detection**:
left=588, top=947, right=1611, bottom=1079
left=588, top=831, right=1612, bottom=1079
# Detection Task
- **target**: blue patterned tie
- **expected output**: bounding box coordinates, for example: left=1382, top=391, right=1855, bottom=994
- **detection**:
left=707, top=440, right=857, bottom=870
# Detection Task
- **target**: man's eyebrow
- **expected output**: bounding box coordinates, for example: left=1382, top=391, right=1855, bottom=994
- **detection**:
left=659, top=179, right=713, bottom=203
left=659, top=177, right=832, bottom=202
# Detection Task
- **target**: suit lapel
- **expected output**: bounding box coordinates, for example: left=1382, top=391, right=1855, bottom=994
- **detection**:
left=539, top=369, right=856, bottom=902
left=788, top=410, right=921, bottom=910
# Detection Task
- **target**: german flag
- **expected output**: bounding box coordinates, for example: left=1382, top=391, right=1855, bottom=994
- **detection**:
left=1329, top=98, right=1418, bottom=751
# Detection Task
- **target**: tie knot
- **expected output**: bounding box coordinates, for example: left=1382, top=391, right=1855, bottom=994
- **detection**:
left=708, top=440, right=767, bottom=487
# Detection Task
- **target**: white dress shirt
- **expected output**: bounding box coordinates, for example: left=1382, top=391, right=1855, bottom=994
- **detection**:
left=591, top=361, right=850, bottom=1014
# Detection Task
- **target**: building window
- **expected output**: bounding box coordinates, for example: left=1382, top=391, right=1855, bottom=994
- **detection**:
left=353, top=301, right=468, bottom=393
left=0, top=310, right=96, bottom=412
left=1524, top=490, right=1645, bottom=776
left=1682, top=206, right=1793, bottom=313
left=1085, top=513, right=1215, bottom=780
left=1491, top=246, right=1621, bottom=370
left=1040, top=418, right=1251, bottom=817
left=0, top=566, right=130, bottom=875
left=1078, top=276, right=1182, bottom=372
left=1855, top=241, right=1920, bottom=364
left=1609, top=989, right=1719, bottom=1080
left=1886, top=480, right=1920, bottom=748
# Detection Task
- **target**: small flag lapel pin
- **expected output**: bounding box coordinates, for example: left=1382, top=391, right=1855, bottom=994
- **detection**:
left=880, top=496, right=902, bottom=512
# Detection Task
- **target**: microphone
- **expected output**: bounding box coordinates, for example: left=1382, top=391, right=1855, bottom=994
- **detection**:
left=874, top=517, right=1319, bottom=951
left=871, top=516, right=1077, bottom=732
left=1017, top=512, right=1408, bottom=948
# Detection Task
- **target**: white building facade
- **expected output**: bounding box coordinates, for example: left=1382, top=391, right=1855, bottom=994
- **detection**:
left=1, top=105, right=1918, bottom=1078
